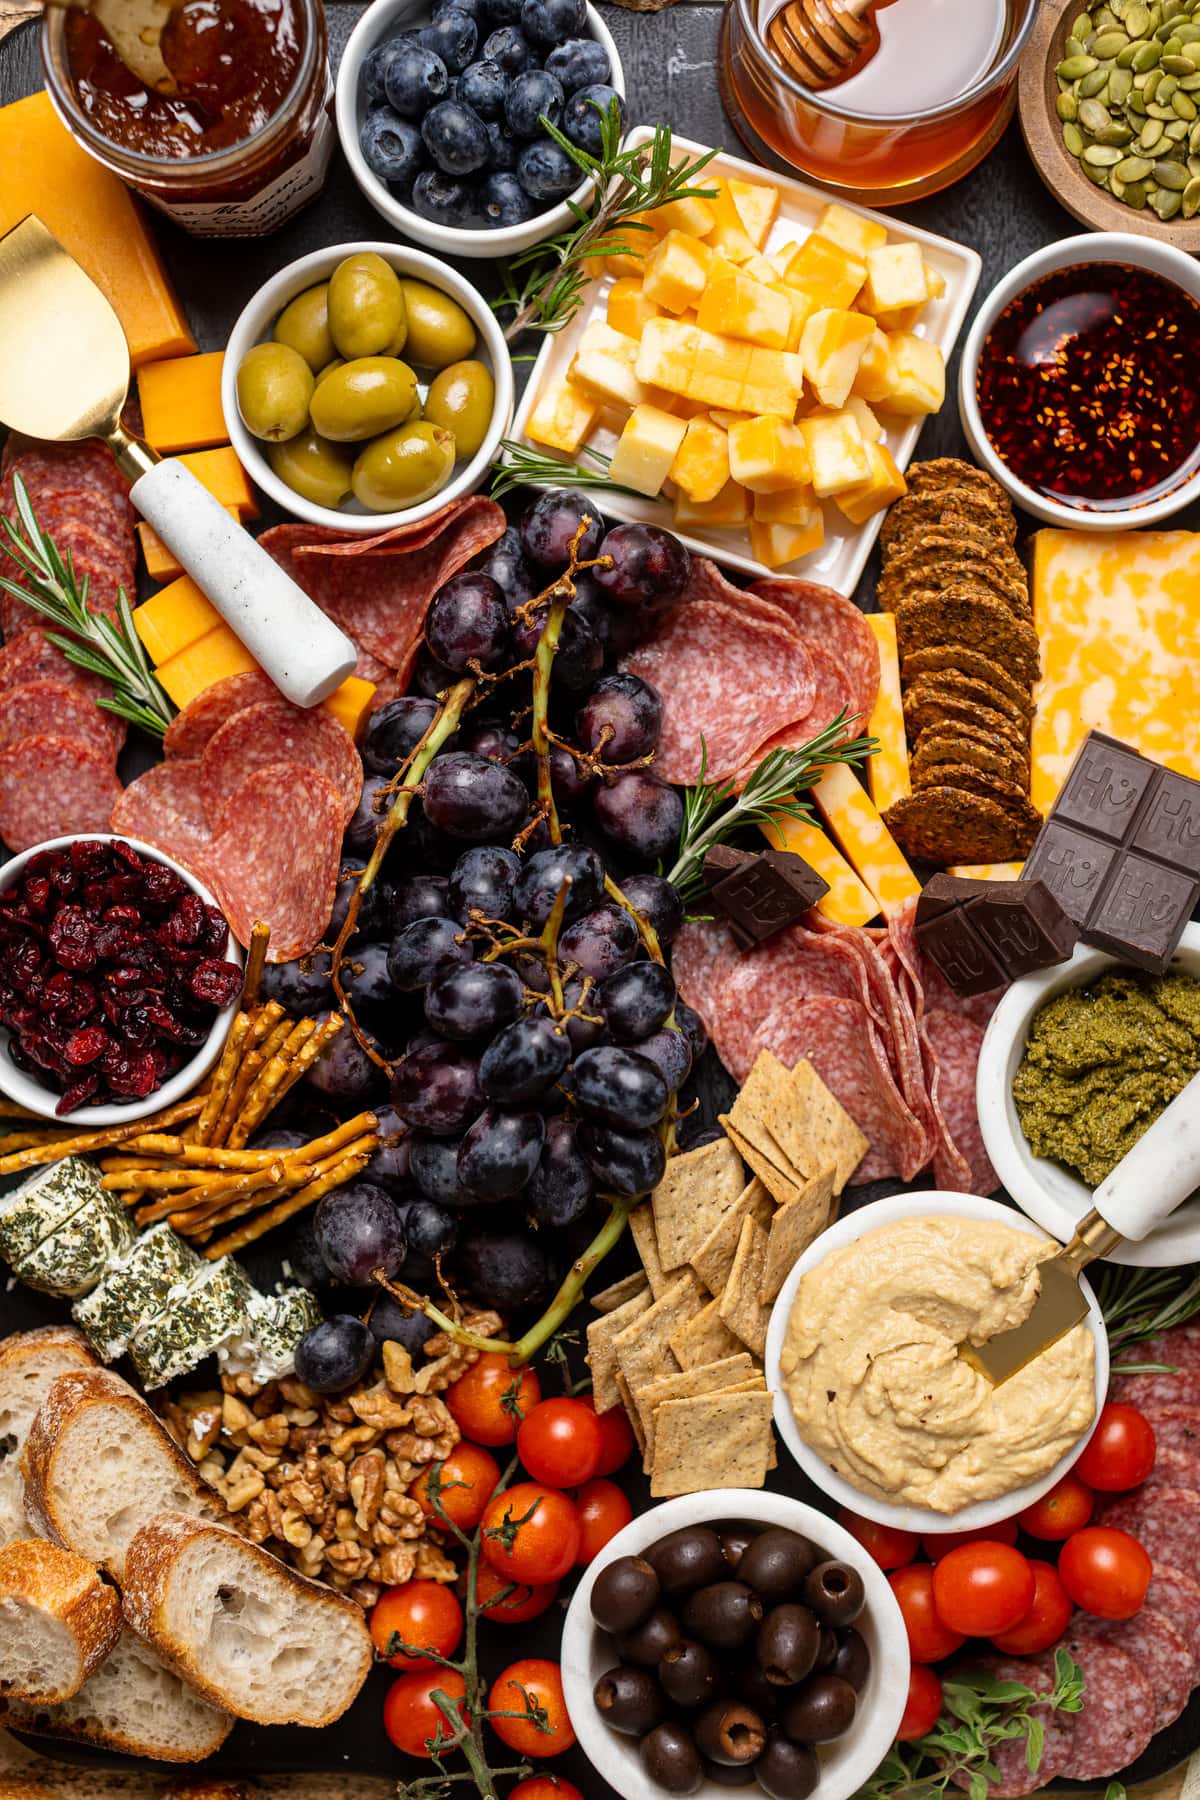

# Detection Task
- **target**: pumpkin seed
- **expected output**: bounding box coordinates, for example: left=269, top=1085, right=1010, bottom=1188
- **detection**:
left=1148, top=99, right=1178, bottom=113
left=1118, top=39, right=1141, bottom=61
left=1079, top=95, right=1114, bottom=128
left=1165, top=115, right=1190, bottom=133
left=1175, top=87, right=1198, bottom=110
left=1059, top=52, right=1099, bottom=76
left=1181, top=70, right=1200, bottom=84
left=1124, top=176, right=1151, bottom=202
left=1140, top=114, right=1166, bottom=141
left=1161, top=49, right=1197, bottom=66
left=1177, top=19, right=1200, bottom=36
left=1159, top=69, right=1180, bottom=93
left=1154, top=152, right=1191, bottom=178
left=1129, top=87, right=1150, bottom=107
left=1058, top=90, right=1081, bottom=119
left=1079, top=67, right=1113, bottom=95
left=1084, top=142, right=1125, bottom=161
left=1144, top=65, right=1165, bottom=93
left=1133, top=35, right=1164, bottom=63
left=1110, top=65, right=1135, bottom=98
left=1183, top=172, right=1200, bottom=210
left=1083, top=158, right=1112, bottom=183
left=1069, top=10, right=1093, bottom=36
left=1151, top=181, right=1183, bottom=210
left=1091, top=27, right=1132, bottom=50
left=1063, top=120, right=1086, bottom=154
left=1115, top=150, right=1156, bottom=173
left=1127, top=0, right=1152, bottom=27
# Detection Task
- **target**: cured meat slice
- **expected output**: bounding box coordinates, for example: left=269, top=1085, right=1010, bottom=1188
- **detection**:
left=199, top=702, right=362, bottom=829
left=109, top=759, right=214, bottom=883
left=1146, top=1565, right=1200, bottom=1675
left=1094, top=1484, right=1200, bottom=1568
left=258, top=495, right=506, bottom=679
left=1146, top=1325, right=1200, bottom=1370
left=0, top=680, right=117, bottom=762
left=949, top=1655, right=1075, bottom=1797
left=715, top=926, right=881, bottom=1084
left=0, top=735, right=122, bottom=852
left=162, top=671, right=282, bottom=760
left=1109, top=1368, right=1200, bottom=1411
left=1139, top=1445, right=1199, bottom=1490
left=206, top=762, right=343, bottom=961
left=1, top=438, right=135, bottom=635
left=749, top=578, right=880, bottom=728
left=0, top=628, right=124, bottom=749
left=733, top=643, right=855, bottom=784
left=1134, top=1404, right=1200, bottom=1466
left=1056, top=1630, right=1156, bottom=1778
left=670, top=919, right=745, bottom=1041
left=1068, top=1607, right=1191, bottom=1731
left=922, top=1007, right=998, bottom=1195
left=2, top=434, right=129, bottom=497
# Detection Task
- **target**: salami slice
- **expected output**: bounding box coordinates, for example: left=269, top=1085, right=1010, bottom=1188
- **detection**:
left=109, top=759, right=214, bottom=883
left=0, top=628, right=123, bottom=747
left=1056, top=1631, right=1156, bottom=1777
left=2, top=434, right=129, bottom=496
left=1069, top=1607, right=1191, bottom=1731
left=922, top=1007, right=998, bottom=1195
left=670, top=919, right=746, bottom=1041
left=949, top=1655, right=1075, bottom=1797
left=749, top=578, right=880, bottom=729
left=0, top=734, right=122, bottom=852
left=1109, top=1368, right=1200, bottom=1411
left=199, top=702, right=362, bottom=828
left=162, top=671, right=282, bottom=760
left=1094, top=1484, right=1200, bottom=1568
left=0, top=680, right=117, bottom=762
left=714, top=926, right=882, bottom=1083
left=205, top=762, right=343, bottom=961
left=1146, top=1565, right=1200, bottom=1674
left=733, top=643, right=856, bottom=783
left=1150, top=1325, right=1200, bottom=1370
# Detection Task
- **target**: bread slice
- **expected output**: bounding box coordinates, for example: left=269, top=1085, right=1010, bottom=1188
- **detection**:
left=0, top=1330, right=97, bottom=1546
left=0, top=1539, right=120, bottom=1705
left=122, top=1514, right=373, bottom=1727
left=0, top=1625, right=233, bottom=1762
left=21, top=1372, right=226, bottom=1582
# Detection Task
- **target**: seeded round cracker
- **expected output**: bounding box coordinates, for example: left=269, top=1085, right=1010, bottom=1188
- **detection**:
left=878, top=546, right=1028, bottom=619
left=884, top=786, right=1041, bottom=863
left=881, top=492, right=1017, bottom=561
left=903, top=685, right=1028, bottom=756
left=902, top=644, right=1034, bottom=714
left=911, top=762, right=1031, bottom=811
left=903, top=458, right=1011, bottom=503
left=903, top=666, right=1031, bottom=730
left=894, top=590, right=1041, bottom=686
left=911, top=726, right=1031, bottom=789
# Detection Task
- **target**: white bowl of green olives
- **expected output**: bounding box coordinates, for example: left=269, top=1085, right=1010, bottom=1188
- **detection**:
left=222, top=242, right=514, bottom=532
left=561, top=1490, right=910, bottom=1800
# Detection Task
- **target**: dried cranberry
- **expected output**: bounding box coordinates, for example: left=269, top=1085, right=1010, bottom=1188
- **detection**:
left=109, top=965, right=146, bottom=992
left=110, top=840, right=142, bottom=870
left=58, top=1073, right=101, bottom=1113
left=40, top=971, right=77, bottom=1015
left=93, top=922, right=134, bottom=960
left=22, top=877, right=52, bottom=914
left=161, top=893, right=206, bottom=948
left=103, top=904, right=141, bottom=926
left=189, top=960, right=242, bottom=1008
left=64, top=1027, right=110, bottom=1066
left=48, top=907, right=97, bottom=973
left=141, top=861, right=186, bottom=905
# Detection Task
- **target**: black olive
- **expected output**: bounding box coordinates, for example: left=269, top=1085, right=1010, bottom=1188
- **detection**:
left=592, top=1663, right=666, bottom=1736
left=694, top=1699, right=767, bottom=1767
left=738, top=1528, right=818, bottom=1604
left=780, top=1672, right=858, bottom=1743
left=640, top=1720, right=704, bottom=1795
left=647, top=1525, right=726, bottom=1595
left=660, top=1638, right=723, bottom=1709
left=734, top=1663, right=781, bottom=1718
left=814, top=1625, right=838, bottom=1669
left=804, top=1559, right=865, bottom=1627
left=757, top=1603, right=820, bottom=1686
left=832, top=1626, right=871, bottom=1691
left=703, top=1758, right=757, bottom=1787
left=756, top=1725, right=820, bottom=1800
left=616, top=1605, right=682, bottom=1667
left=681, top=1580, right=763, bottom=1651
left=591, top=1554, right=660, bottom=1633
left=720, top=1527, right=757, bottom=1571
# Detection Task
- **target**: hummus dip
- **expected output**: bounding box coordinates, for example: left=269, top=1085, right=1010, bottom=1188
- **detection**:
left=780, top=1215, right=1095, bottom=1513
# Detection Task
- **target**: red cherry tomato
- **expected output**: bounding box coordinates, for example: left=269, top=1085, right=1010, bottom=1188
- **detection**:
left=473, top=1558, right=559, bottom=1623
left=837, top=1507, right=920, bottom=1571
left=888, top=1564, right=966, bottom=1664
left=517, top=1397, right=604, bottom=1487
left=923, top=1518, right=1019, bottom=1561
left=382, top=1669, right=468, bottom=1759
left=574, top=1477, right=633, bottom=1564
left=410, top=1443, right=500, bottom=1531
left=444, top=1355, right=541, bottom=1446
left=508, top=1782, right=585, bottom=1800
left=1018, top=1473, right=1095, bottom=1542
left=1075, top=1404, right=1157, bottom=1492
left=1058, top=1525, right=1152, bottom=1620
left=932, top=1543, right=1035, bottom=1638
left=488, top=1658, right=576, bottom=1757
left=369, top=1580, right=463, bottom=1672
left=897, top=1665, right=943, bottom=1741
left=481, top=1481, right=581, bottom=1585
left=580, top=1396, right=637, bottom=1478
left=990, top=1561, right=1074, bottom=1656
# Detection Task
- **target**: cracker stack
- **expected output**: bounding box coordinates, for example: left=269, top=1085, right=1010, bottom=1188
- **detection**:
left=586, top=1054, right=868, bottom=1499
left=873, top=459, right=1044, bottom=865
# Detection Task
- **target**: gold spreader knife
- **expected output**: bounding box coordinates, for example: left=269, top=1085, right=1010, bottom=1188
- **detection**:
left=961, top=1066, right=1200, bottom=1387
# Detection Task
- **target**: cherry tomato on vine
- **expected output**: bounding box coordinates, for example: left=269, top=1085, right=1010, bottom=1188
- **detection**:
left=888, top=1564, right=965, bottom=1664
left=473, top=1558, right=559, bottom=1623
left=517, top=1397, right=603, bottom=1487
left=369, top=1581, right=463, bottom=1672
left=923, top=1518, right=1018, bottom=1561
left=481, top=1481, right=581, bottom=1585
left=444, top=1355, right=541, bottom=1446
left=1017, top=1472, right=1094, bottom=1541
left=836, top=1508, right=919, bottom=1571
left=990, top=1560, right=1073, bottom=1655
left=411, top=1442, right=500, bottom=1531
left=931, top=1542, right=1035, bottom=1638
left=580, top=1396, right=636, bottom=1478
left=488, top=1658, right=576, bottom=1757
left=1075, top=1404, right=1157, bottom=1492
left=508, top=1781, right=585, bottom=1800
left=1058, top=1526, right=1152, bottom=1620
left=897, top=1665, right=943, bottom=1741
left=574, top=1478, right=633, bottom=1564
left=382, top=1669, right=468, bottom=1759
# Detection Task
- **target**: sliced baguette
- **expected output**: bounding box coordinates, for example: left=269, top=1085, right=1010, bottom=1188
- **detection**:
left=0, top=1625, right=233, bottom=1762
left=123, top=1514, right=373, bottom=1728
left=0, top=1539, right=120, bottom=1705
left=0, top=1330, right=97, bottom=1547
left=21, top=1372, right=226, bottom=1583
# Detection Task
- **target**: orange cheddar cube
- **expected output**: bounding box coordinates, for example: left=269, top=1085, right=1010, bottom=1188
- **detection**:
left=672, top=478, right=750, bottom=529
left=814, top=202, right=888, bottom=259
left=669, top=417, right=730, bottom=504
left=727, top=415, right=812, bottom=495
left=138, top=352, right=227, bottom=453
left=834, top=441, right=907, bottom=525
left=706, top=180, right=760, bottom=264
left=876, top=332, right=946, bottom=416
left=729, top=177, right=780, bottom=249
left=527, top=373, right=600, bottom=454
left=607, top=278, right=661, bottom=338
left=134, top=576, right=220, bottom=665
left=799, top=410, right=871, bottom=497
left=696, top=269, right=792, bottom=350
left=648, top=194, right=715, bottom=238
left=784, top=233, right=867, bottom=310
left=322, top=676, right=377, bottom=742
left=750, top=515, right=824, bottom=568
left=642, top=231, right=713, bottom=315
left=177, top=448, right=259, bottom=520
left=753, top=485, right=821, bottom=526
left=155, top=624, right=257, bottom=710
left=799, top=309, right=876, bottom=409
left=852, top=328, right=894, bottom=405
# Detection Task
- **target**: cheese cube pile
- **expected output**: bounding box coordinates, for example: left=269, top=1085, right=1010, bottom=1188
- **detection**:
left=527, top=184, right=946, bottom=569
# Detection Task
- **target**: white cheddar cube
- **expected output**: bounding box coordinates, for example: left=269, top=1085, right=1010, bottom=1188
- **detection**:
left=799, top=309, right=876, bottom=409
left=526, top=374, right=600, bottom=455
left=799, top=410, right=871, bottom=497
left=607, top=403, right=688, bottom=497
left=569, top=322, right=651, bottom=411
left=843, top=395, right=884, bottom=442
left=729, top=177, right=780, bottom=248
left=863, top=244, right=930, bottom=324
left=878, top=332, right=946, bottom=416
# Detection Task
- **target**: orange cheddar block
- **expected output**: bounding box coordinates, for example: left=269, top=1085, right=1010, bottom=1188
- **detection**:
left=138, top=352, right=228, bottom=453
left=155, top=624, right=257, bottom=709
left=0, top=93, right=195, bottom=369
left=136, top=509, right=239, bottom=583
left=176, top=447, right=259, bottom=520
left=864, top=613, right=910, bottom=814
left=134, top=576, right=220, bottom=665
left=322, top=675, right=377, bottom=741
left=760, top=811, right=878, bottom=928
left=835, top=442, right=907, bottom=525
left=809, top=761, right=919, bottom=917
left=607, top=278, right=661, bottom=339
left=948, top=863, right=1026, bottom=881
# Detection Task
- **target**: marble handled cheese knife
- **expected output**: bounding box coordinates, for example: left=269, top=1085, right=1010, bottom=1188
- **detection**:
left=0, top=217, right=357, bottom=709
left=961, top=1066, right=1200, bottom=1386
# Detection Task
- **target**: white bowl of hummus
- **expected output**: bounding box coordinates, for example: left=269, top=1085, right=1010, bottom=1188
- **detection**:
left=977, top=925, right=1200, bottom=1269
left=764, top=1192, right=1107, bottom=1534
left=561, top=1488, right=911, bottom=1800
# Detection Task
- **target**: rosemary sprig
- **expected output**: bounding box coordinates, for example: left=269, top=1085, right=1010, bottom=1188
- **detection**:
left=665, top=713, right=879, bottom=904
left=1095, top=1263, right=1200, bottom=1371
left=489, top=438, right=645, bottom=502
left=0, top=474, right=173, bottom=737
left=496, top=107, right=719, bottom=341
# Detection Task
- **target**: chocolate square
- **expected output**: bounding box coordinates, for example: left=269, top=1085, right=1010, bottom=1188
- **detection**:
left=916, top=907, right=1006, bottom=996
left=710, top=849, right=828, bottom=947
left=1131, top=770, right=1200, bottom=878
left=966, top=879, right=1079, bottom=978
left=1022, top=821, right=1119, bottom=928
left=1053, top=731, right=1158, bottom=844
left=915, top=873, right=985, bottom=925
left=703, top=846, right=755, bottom=889
left=1085, top=853, right=1200, bottom=973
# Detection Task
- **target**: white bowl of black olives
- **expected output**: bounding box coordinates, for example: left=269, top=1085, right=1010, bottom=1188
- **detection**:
left=561, top=1491, right=910, bottom=1800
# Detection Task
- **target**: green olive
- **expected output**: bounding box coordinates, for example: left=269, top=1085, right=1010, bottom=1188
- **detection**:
left=272, top=283, right=334, bottom=373
left=309, top=357, right=421, bottom=442
left=423, top=359, right=494, bottom=459
left=267, top=430, right=355, bottom=509
left=315, top=357, right=345, bottom=385
left=398, top=279, right=477, bottom=370
left=328, top=251, right=407, bottom=361
left=352, top=422, right=456, bottom=511
left=236, top=342, right=315, bottom=443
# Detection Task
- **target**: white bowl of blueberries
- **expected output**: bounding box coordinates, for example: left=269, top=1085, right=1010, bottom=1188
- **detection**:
left=336, top=0, right=626, bottom=257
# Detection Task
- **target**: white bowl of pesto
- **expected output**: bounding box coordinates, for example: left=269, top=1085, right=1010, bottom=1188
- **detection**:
left=764, top=1191, right=1108, bottom=1534
left=977, top=924, right=1200, bottom=1270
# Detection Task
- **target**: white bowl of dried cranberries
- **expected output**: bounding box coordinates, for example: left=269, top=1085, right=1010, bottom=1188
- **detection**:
left=0, top=835, right=243, bottom=1126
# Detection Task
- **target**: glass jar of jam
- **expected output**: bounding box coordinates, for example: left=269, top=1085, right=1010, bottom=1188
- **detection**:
left=41, top=0, right=334, bottom=237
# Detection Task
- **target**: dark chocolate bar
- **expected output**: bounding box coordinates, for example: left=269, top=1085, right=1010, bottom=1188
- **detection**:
left=915, top=871, right=1079, bottom=996
left=709, top=848, right=829, bottom=948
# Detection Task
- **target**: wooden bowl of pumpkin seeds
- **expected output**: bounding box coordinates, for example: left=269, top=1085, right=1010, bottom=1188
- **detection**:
left=1019, top=0, right=1200, bottom=247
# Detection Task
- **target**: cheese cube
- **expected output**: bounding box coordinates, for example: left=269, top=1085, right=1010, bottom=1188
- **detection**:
left=642, top=231, right=713, bottom=314
left=134, top=576, right=220, bottom=664
left=877, top=332, right=946, bottom=416
left=810, top=761, right=920, bottom=917
left=697, top=269, right=792, bottom=350
left=322, top=676, right=377, bottom=743
left=177, top=448, right=258, bottom=521
left=852, top=329, right=893, bottom=405
left=708, top=408, right=754, bottom=430
left=607, top=403, right=688, bottom=496
left=834, top=440, right=907, bottom=524
left=728, top=416, right=812, bottom=495
left=753, top=485, right=821, bottom=526
left=862, top=243, right=930, bottom=325
left=729, top=177, right=780, bottom=248
left=925, top=263, right=947, bottom=300
left=741, top=346, right=808, bottom=417
left=138, top=352, right=227, bottom=454
left=799, top=410, right=870, bottom=497
left=155, top=624, right=257, bottom=709
left=607, top=279, right=661, bottom=339
left=816, top=203, right=889, bottom=258
left=527, top=373, right=600, bottom=454
left=669, top=416, right=730, bottom=504
left=760, top=812, right=878, bottom=927
left=707, top=181, right=760, bottom=264
left=768, top=284, right=816, bottom=353
left=570, top=322, right=652, bottom=410
left=843, top=396, right=883, bottom=443
left=741, top=250, right=784, bottom=287
left=672, top=479, right=750, bottom=528
left=750, top=516, right=824, bottom=568
left=799, top=309, right=876, bottom=409
left=784, top=234, right=867, bottom=310
left=650, top=194, right=715, bottom=238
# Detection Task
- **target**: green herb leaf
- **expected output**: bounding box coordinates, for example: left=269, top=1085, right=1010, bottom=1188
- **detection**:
left=489, top=439, right=646, bottom=503
left=1096, top=1263, right=1200, bottom=1360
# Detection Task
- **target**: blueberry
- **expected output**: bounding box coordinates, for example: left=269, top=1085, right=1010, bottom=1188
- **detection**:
left=434, top=0, right=487, bottom=20
left=360, top=106, right=426, bottom=186
left=545, top=35, right=610, bottom=92
left=420, top=7, right=479, bottom=71
left=517, top=137, right=578, bottom=200
left=562, top=81, right=621, bottom=154
left=483, top=24, right=534, bottom=72
left=412, top=167, right=485, bottom=227
left=457, top=57, right=509, bottom=120
left=482, top=170, right=536, bottom=226
left=520, top=0, right=586, bottom=46
left=362, top=38, right=402, bottom=105
left=504, top=67, right=563, bottom=137
left=383, top=41, right=449, bottom=117
left=422, top=99, right=490, bottom=175
left=484, top=119, right=519, bottom=170
left=484, top=0, right=524, bottom=20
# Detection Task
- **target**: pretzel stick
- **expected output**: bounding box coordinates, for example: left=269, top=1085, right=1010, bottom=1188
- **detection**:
left=101, top=1168, right=229, bottom=1193
left=242, top=923, right=271, bottom=1009
left=101, top=1142, right=300, bottom=1172
left=202, top=1149, right=374, bottom=1259
left=228, top=1015, right=340, bottom=1147
left=0, top=1097, right=207, bottom=1174
left=0, top=1129, right=81, bottom=1151
left=211, top=1016, right=300, bottom=1146
left=188, top=1131, right=381, bottom=1234
left=195, top=1012, right=250, bottom=1145
left=0, top=1101, right=47, bottom=1120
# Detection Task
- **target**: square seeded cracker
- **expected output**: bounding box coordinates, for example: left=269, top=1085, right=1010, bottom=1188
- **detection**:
left=650, top=1390, right=776, bottom=1498
left=586, top=1287, right=652, bottom=1414
left=630, top=1202, right=671, bottom=1299
left=736, top=1052, right=867, bottom=1195
left=690, top=1178, right=773, bottom=1296
left=636, top=1353, right=759, bottom=1468
left=761, top=1171, right=837, bottom=1304
left=670, top=1300, right=748, bottom=1370
left=651, top=1136, right=746, bottom=1271
left=590, top=1271, right=648, bottom=1314
left=720, top=1119, right=812, bottom=1211
left=718, top=1216, right=772, bottom=1358
left=613, top=1273, right=706, bottom=1432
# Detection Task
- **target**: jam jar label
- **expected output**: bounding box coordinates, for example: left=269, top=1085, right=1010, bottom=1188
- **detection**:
left=142, top=87, right=335, bottom=237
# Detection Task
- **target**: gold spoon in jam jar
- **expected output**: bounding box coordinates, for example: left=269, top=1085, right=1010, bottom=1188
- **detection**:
left=767, top=0, right=883, bottom=89
left=42, top=0, right=180, bottom=94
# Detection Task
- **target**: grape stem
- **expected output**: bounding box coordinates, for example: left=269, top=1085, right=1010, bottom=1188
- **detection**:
left=526, top=517, right=611, bottom=849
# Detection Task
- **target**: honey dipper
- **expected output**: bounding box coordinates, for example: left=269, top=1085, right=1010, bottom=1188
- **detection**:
left=767, top=0, right=882, bottom=89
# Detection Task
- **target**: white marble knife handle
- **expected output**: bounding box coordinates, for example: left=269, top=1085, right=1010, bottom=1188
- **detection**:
left=1093, top=1067, right=1200, bottom=1241
left=129, top=461, right=357, bottom=709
